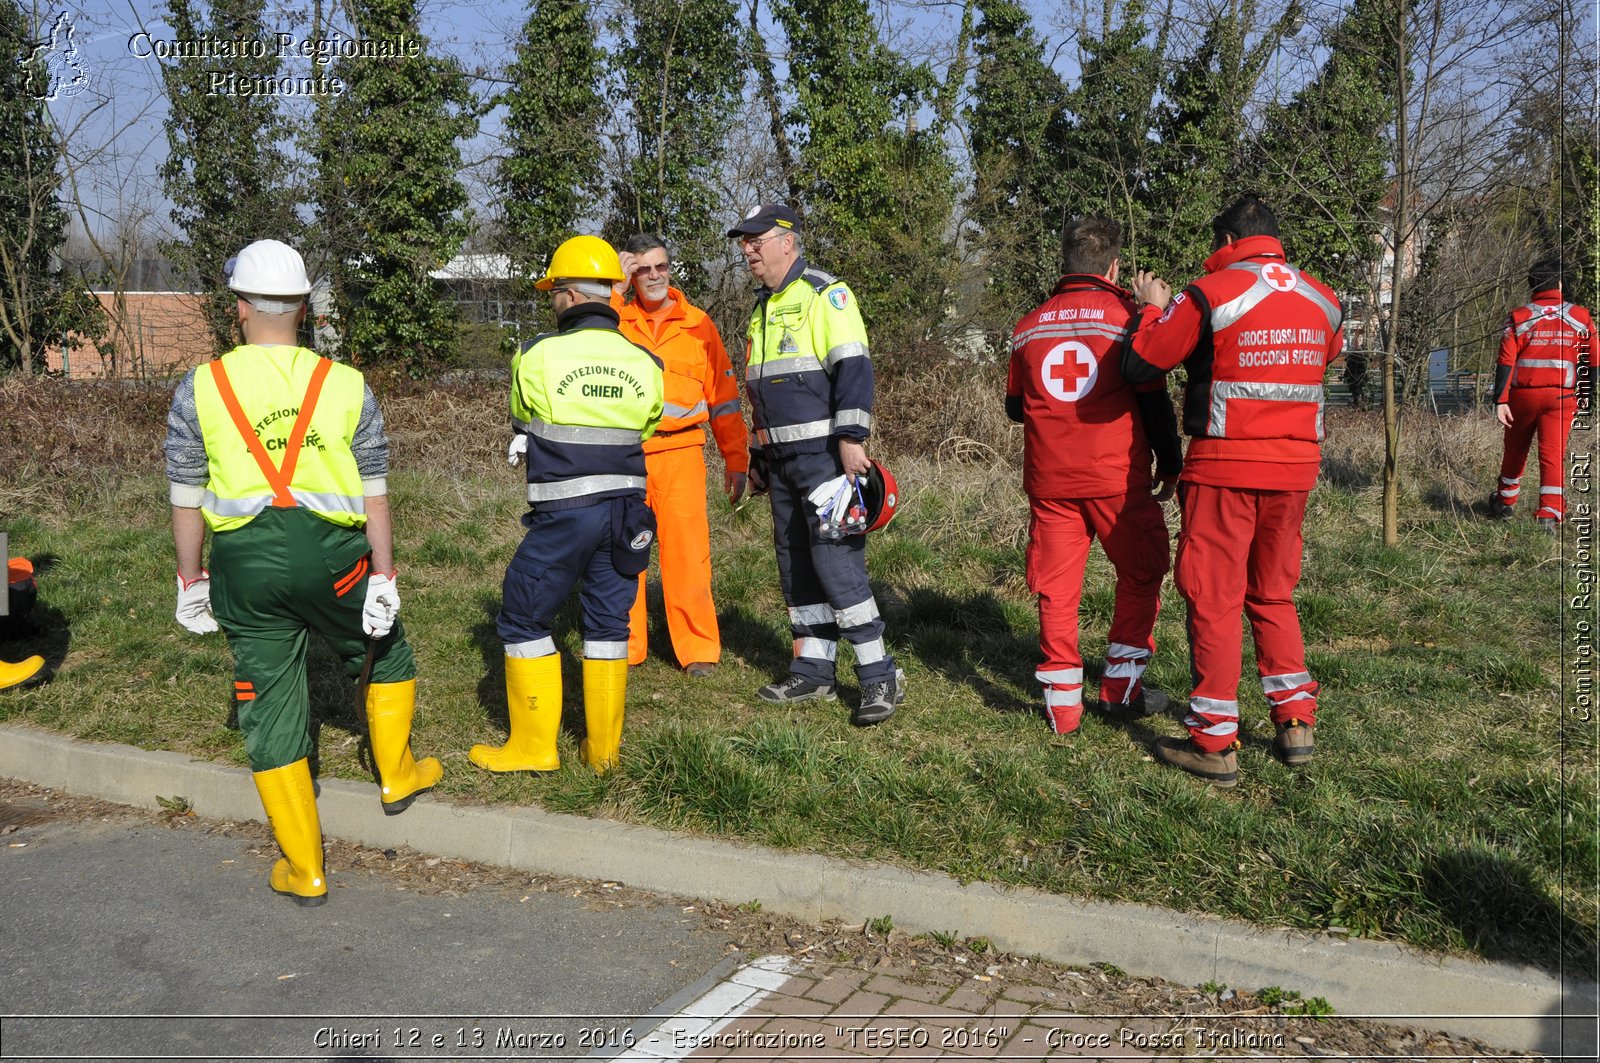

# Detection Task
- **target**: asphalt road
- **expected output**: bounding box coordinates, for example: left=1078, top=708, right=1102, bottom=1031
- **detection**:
left=0, top=788, right=731, bottom=1062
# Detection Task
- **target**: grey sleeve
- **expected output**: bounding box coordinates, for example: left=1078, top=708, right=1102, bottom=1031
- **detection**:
left=164, top=369, right=209, bottom=505
left=351, top=383, right=390, bottom=489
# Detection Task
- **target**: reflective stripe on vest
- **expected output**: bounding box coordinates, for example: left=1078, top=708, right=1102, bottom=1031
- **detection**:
left=1513, top=358, right=1576, bottom=388
left=754, top=417, right=832, bottom=446
left=527, top=473, right=647, bottom=504
left=525, top=420, right=643, bottom=446
left=1513, top=301, right=1588, bottom=338
left=1510, top=302, right=1585, bottom=389
left=1209, top=381, right=1327, bottom=441
left=1213, top=262, right=1343, bottom=335
left=192, top=346, right=368, bottom=533
left=746, top=354, right=826, bottom=381
left=1204, top=263, right=1337, bottom=444
left=745, top=269, right=872, bottom=451
left=1010, top=320, right=1130, bottom=350
left=202, top=488, right=365, bottom=519
left=511, top=327, right=663, bottom=507
left=750, top=408, right=877, bottom=447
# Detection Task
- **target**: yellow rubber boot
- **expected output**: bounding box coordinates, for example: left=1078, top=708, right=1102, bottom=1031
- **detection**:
left=469, top=654, right=562, bottom=773
left=365, top=679, right=443, bottom=814
left=0, top=656, right=44, bottom=692
left=580, top=657, right=628, bottom=773
left=251, top=759, right=328, bottom=906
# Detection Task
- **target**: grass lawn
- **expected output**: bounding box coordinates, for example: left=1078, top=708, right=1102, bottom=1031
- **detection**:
left=1, top=373, right=1593, bottom=974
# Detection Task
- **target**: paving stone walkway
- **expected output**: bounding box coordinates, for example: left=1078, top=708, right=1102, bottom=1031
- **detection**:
left=615, top=956, right=1366, bottom=1061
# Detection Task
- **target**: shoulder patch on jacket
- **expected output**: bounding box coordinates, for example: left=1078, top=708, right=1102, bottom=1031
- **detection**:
left=802, top=267, right=838, bottom=293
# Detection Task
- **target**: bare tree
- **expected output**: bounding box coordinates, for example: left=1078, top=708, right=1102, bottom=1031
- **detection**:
left=1377, top=0, right=1543, bottom=544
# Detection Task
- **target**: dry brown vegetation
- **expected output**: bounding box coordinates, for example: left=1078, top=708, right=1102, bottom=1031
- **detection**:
left=1, top=364, right=1511, bottom=511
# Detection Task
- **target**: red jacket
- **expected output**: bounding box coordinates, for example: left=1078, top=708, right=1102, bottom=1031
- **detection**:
left=1125, top=236, right=1344, bottom=491
left=1007, top=274, right=1178, bottom=498
left=1494, top=290, right=1593, bottom=401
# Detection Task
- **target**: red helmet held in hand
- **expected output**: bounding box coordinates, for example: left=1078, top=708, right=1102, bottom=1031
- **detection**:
left=860, top=461, right=900, bottom=533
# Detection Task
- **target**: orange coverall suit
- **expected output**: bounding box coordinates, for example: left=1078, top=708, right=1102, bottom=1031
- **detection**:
left=1123, top=236, right=1344, bottom=753
left=1493, top=290, right=1594, bottom=522
left=615, top=288, right=749, bottom=667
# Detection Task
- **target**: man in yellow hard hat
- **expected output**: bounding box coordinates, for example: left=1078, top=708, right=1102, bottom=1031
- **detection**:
left=164, top=238, right=442, bottom=906
left=471, top=235, right=664, bottom=775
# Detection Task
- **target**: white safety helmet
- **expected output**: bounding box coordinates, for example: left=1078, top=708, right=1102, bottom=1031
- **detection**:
left=226, top=239, right=311, bottom=313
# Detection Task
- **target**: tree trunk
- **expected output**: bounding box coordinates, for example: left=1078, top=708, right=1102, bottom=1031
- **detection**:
left=1381, top=0, right=1410, bottom=547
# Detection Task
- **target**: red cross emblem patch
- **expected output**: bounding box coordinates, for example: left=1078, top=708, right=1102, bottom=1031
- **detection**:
left=1262, top=263, right=1298, bottom=292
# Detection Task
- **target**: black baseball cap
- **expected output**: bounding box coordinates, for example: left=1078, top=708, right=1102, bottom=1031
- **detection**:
left=727, top=204, right=800, bottom=238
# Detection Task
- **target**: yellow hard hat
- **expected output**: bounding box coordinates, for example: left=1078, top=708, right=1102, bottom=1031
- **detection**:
left=535, top=235, right=625, bottom=290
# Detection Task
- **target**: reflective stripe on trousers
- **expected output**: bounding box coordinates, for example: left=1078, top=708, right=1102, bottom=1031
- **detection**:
left=767, top=448, right=895, bottom=683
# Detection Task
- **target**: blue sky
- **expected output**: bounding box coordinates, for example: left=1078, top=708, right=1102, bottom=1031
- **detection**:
left=29, top=0, right=1593, bottom=248
left=36, top=0, right=563, bottom=238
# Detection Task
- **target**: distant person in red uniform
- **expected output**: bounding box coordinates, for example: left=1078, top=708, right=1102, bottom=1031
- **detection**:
left=1123, top=196, right=1343, bottom=787
left=1488, top=256, right=1593, bottom=531
left=1007, top=216, right=1182, bottom=734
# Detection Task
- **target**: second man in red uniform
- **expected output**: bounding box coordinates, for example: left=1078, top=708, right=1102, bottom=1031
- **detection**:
left=1123, top=196, right=1343, bottom=786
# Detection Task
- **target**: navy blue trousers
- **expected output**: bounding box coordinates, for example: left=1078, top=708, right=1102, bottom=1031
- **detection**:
left=497, top=500, right=635, bottom=660
left=766, top=448, right=895, bottom=684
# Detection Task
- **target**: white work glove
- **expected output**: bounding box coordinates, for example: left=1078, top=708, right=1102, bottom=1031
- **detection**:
left=175, top=571, right=219, bottom=634
left=507, top=434, right=527, bottom=467
left=363, top=570, right=400, bottom=638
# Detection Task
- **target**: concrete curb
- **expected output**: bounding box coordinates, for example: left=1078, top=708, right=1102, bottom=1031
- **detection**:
left=0, top=722, right=1592, bottom=1057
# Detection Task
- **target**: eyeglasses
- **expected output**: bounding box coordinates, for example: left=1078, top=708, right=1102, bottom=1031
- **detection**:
left=632, top=263, right=671, bottom=276
left=739, top=232, right=788, bottom=251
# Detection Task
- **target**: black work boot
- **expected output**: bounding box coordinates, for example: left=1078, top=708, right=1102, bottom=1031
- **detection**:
left=1153, top=736, right=1239, bottom=788
left=1487, top=494, right=1514, bottom=521
left=852, top=668, right=906, bottom=726
left=756, top=674, right=838, bottom=704
left=1109, top=687, right=1170, bottom=716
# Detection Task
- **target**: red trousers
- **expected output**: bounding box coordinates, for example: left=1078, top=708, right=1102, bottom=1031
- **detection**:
left=1174, top=483, right=1318, bottom=752
left=1498, top=388, right=1576, bottom=521
left=1026, top=492, right=1169, bottom=733
left=628, top=445, right=720, bottom=667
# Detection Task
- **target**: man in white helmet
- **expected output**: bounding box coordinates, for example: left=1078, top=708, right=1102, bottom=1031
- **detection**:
left=163, top=239, right=442, bottom=907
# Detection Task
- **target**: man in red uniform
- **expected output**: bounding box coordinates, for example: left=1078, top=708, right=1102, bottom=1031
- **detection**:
left=1123, top=196, right=1343, bottom=786
left=1007, top=216, right=1182, bottom=734
left=1488, top=256, right=1594, bottom=531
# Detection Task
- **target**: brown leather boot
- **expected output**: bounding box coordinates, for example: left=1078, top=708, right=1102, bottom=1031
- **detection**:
left=1273, top=719, right=1315, bottom=766
left=1154, top=736, right=1238, bottom=788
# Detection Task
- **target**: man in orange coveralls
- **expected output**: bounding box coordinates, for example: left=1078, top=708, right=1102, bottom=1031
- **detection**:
left=1123, top=196, right=1343, bottom=787
left=612, top=234, right=749, bottom=676
left=1006, top=215, right=1182, bottom=735
left=1488, top=255, right=1594, bottom=531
